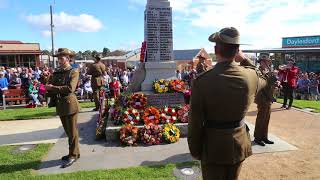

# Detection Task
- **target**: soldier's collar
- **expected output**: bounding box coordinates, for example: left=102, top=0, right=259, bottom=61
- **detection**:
left=62, top=65, right=72, bottom=71
left=216, top=60, right=237, bottom=67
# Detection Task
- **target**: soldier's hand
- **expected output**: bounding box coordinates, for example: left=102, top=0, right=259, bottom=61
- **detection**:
left=45, top=84, right=54, bottom=90
left=235, top=50, right=247, bottom=62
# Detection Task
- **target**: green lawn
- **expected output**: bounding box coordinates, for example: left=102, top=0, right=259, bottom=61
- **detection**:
left=277, top=99, right=320, bottom=113
left=0, top=102, right=95, bottom=121
left=0, top=144, right=199, bottom=180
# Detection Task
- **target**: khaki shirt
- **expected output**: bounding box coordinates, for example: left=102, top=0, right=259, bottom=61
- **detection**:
left=188, top=59, right=267, bottom=165
left=48, top=65, right=80, bottom=116
left=88, top=62, right=106, bottom=88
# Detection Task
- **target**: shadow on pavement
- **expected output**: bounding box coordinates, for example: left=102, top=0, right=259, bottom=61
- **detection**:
left=140, top=153, right=193, bottom=167
left=37, top=159, right=61, bottom=171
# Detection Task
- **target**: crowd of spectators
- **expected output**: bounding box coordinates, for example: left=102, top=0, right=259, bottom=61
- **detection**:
left=0, top=62, right=319, bottom=108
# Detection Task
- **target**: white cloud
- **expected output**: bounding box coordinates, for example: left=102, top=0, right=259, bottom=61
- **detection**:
left=25, top=12, right=104, bottom=34
left=40, top=30, right=52, bottom=37
left=188, top=0, right=320, bottom=48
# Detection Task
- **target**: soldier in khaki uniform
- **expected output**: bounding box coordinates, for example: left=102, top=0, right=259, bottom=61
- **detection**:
left=196, top=53, right=208, bottom=75
left=254, top=53, right=277, bottom=146
left=188, top=27, right=267, bottom=180
left=46, top=48, right=80, bottom=168
left=88, top=54, right=106, bottom=111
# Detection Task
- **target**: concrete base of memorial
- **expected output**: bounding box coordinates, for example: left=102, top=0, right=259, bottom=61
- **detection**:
left=105, top=123, right=188, bottom=142
left=141, top=61, right=177, bottom=91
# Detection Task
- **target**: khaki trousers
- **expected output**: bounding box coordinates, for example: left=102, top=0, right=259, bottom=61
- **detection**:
left=201, top=161, right=243, bottom=180
left=60, top=113, right=80, bottom=158
left=254, top=103, right=271, bottom=140
left=92, top=86, right=101, bottom=109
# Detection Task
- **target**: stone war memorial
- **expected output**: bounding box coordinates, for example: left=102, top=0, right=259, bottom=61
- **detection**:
left=100, top=0, right=190, bottom=146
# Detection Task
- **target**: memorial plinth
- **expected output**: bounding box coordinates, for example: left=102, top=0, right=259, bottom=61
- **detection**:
left=141, top=61, right=176, bottom=91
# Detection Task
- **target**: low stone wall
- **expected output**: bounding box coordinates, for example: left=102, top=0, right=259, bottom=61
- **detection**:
left=105, top=123, right=188, bottom=142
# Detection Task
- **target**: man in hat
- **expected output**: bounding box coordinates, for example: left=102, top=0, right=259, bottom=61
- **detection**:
left=188, top=27, right=267, bottom=180
left=278, top=58, right=299, bottom=110
left=46, top=48, right=81, bottom=168
left=88, top=54, right=106, bottom=111
left=196, top=53, right=208, bottom=75
left=253, top=53, right=278, bottom=146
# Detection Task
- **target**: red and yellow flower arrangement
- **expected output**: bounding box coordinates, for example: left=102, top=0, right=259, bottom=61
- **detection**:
left=123, top=108, right=141, bottom=125
left=169, top=79, right=186, bottom=93
left=160, top=107, right=178, bottom=124
left=143, top=107, right=161, bottom=125
left=129, top=93, right=147, bottom=110
left=119, top=124, right=139, bottom=146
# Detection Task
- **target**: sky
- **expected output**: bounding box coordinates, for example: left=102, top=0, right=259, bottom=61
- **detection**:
left=0, top=0, right=319, bottom=53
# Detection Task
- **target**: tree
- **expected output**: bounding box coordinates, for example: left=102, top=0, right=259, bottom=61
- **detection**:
left=83, top=50, right=92, bottom=59
left=91, top=50, right=99, bottom=57
left=102, top=47, right=110, bottom=57
left=108, top=50, right=127, bottom=56
left=76, top=51, right=83, bottom=60
left=42, top=50, right=50, bottom=55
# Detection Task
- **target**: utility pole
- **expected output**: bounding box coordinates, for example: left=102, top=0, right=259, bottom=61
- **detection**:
left=50, top=5, right=55, bottom=68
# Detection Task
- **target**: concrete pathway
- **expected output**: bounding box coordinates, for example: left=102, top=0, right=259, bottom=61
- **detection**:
left=0, top=108, right=94, bottom=146
left=37, top=105, right=298, bottom=175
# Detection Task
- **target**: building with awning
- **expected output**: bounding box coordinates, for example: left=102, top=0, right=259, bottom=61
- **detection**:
left=0, top=40, right=41, bottom=67
left=243, top=35, right=320, bottom=72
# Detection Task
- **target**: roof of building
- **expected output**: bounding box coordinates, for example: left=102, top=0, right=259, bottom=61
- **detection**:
left=243, top=47, right=320, bottom=53
left=0, top=40, right=23, bottom=44
left=173, top=49, right=201, bottom=61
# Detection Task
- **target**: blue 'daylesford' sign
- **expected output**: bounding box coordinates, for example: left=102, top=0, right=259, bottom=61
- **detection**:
left=282, top=36, right=320, bottom=48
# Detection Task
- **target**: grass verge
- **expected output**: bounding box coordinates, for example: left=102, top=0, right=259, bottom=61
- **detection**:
left=0, top=144, right=199, bottom=180
left=0, top=102, right=95, bottom=121
left=277, top=99, right=320, bottom=113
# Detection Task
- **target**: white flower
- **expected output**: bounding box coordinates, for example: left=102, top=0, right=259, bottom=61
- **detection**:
left=136, top=116, right=140, bottom=120
left=132, top=109, right=136, bottom=113
left=124, top=111, right=129, bottom=115
left=165, top=108, right=168, bottom=112
left=172, top=116, right=177, bottom=121
left=130, top=121, right=134, bottom=125
left=172, top=109, right=175, bottom=113
left=166, top=120, right=170, bottom=123
left=161, top=113, right=166, bottom=117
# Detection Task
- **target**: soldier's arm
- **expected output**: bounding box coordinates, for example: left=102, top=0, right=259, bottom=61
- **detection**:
left=188, top=80, right=204, bottom=160
left=50, top=70, right=80, bottom=94
left=240, top=58, right=255, bottom=68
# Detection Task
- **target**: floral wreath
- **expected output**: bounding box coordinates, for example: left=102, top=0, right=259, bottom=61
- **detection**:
left=177, top=104, right=190, bottom=123
left=129, top=93, right=147, bottom=110
left=110, top=106, right=123, bottom=125
left=143, top=107, right=161, bottom=125
left=117, top=94, right=131, bottom=108
left=160, top=107, right=178, bottom=124
left=123, top=108, right=141, bottom=125
left=119, top=124, right=139, bottom=146
left=140, top=124, right=163, bottom=145
left=153, top=79, right=169, bottom=93
left=162, top=123, right=180, bottom=143
left=169, top=79, right=186, bottom=93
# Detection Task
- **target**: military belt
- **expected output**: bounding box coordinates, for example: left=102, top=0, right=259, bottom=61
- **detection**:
left=57, top=93, right=75, bottom=98
left=205, top=119, right=245, bottom=129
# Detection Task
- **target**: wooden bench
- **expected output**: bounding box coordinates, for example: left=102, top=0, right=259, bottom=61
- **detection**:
left=2, top=89, right=31, bottom=110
